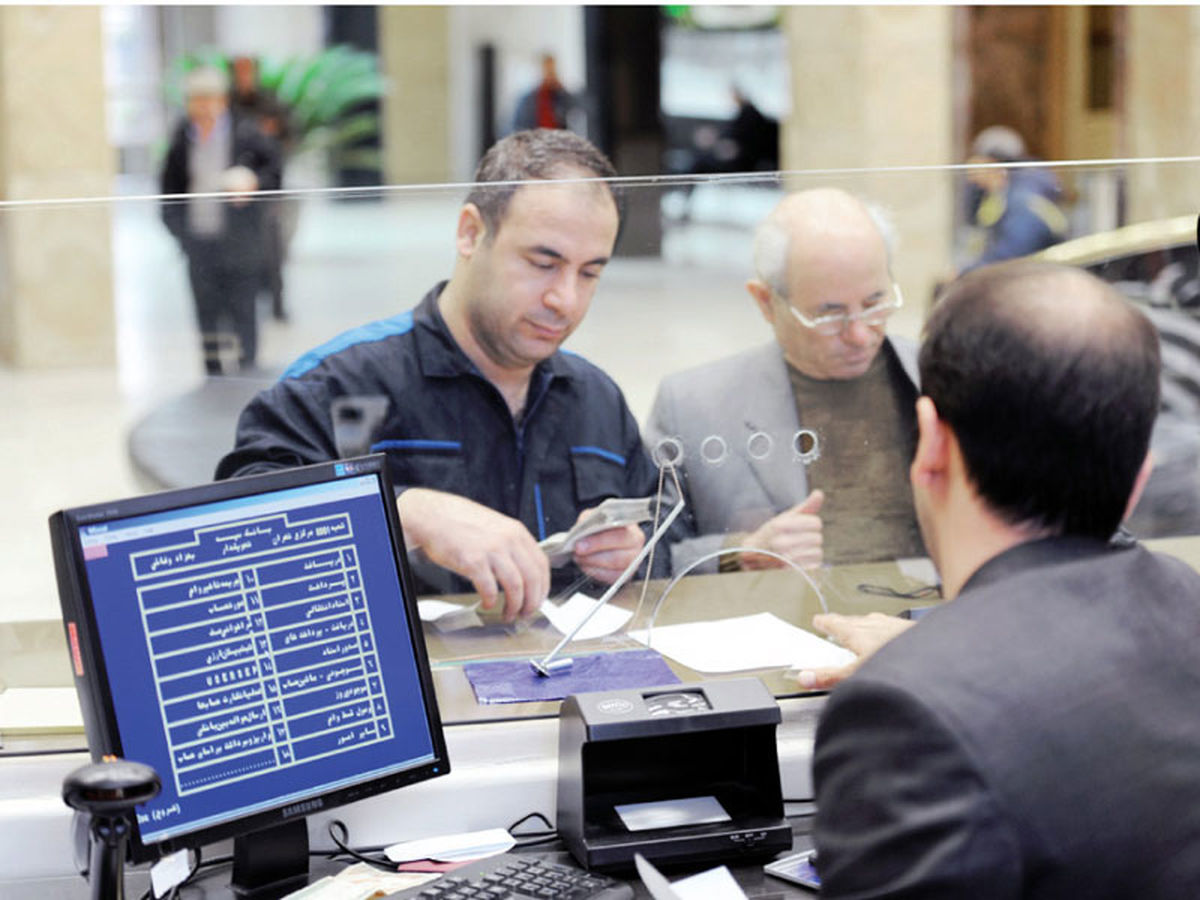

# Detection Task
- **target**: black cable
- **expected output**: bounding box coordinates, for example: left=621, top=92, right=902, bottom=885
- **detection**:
left=507, top=812, right=560, bottom=850
left=507, top=811, right=555, bottom=835
left=513, top=834, right=564, bottom=850
left=326, top=819, right=398, bottom=872
left=321, top=842, right=386, bottom=860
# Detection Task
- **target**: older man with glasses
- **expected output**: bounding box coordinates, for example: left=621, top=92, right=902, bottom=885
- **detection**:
left=645, top=187, right=922, bottom=575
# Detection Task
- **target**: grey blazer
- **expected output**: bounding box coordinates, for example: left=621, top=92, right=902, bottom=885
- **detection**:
left=813, top=537, right=1200, bottom=898
left=643, top=338, right=919, bottom=574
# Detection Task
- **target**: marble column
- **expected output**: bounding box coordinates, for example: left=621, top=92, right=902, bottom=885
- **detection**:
left=1124, top=6, right=1200, bottom=223
left=379, top=6, right=451, bottom=186
left=779, top=6, right=955, bottom=327
left=0, top=6, right=115, bottom=367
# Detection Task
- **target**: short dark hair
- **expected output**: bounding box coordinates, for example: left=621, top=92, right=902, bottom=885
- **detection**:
left=920, top=260, right=1161, bottom=540
left=465, top=129, right=620, bottom=236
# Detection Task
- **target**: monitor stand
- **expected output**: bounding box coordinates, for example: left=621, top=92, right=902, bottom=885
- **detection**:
left=231, top=818, right=310, bottom=899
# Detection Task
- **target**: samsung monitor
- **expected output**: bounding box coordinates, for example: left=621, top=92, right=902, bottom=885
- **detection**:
left=49, top=455, right=449, bottom=897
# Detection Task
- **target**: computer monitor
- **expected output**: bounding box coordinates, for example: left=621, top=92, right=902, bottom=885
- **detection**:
left=49, top=455, right=449, bottom=897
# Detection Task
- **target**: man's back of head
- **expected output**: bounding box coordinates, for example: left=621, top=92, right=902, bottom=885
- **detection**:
left=813, top=261, right=1200, bottom=898
left=921, top=260, right=1161, bottom=540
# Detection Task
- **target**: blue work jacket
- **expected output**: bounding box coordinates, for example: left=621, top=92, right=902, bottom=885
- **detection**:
left=216, top=284, right=662, bottom=594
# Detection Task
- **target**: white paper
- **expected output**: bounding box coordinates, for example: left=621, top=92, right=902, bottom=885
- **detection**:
left=417, top=600, right=482, bottom=633
left=541, top=592, right=632, bottom=640
left=896, top=556, right=940, bottom=585
left=417, top=599, right=475, bottom=622
left=636, top=854, right=747, bottom=900
left=384, top=827, right=515, bottom=863
left=615, top=796, right=731, bottom=832
left=630, top=612, right=855, bottom=673
left=332, top=863, right=437, bottom=892
left=636, top=854, right=683, bottom=900
left=670, top=865, right=747, bottom=899
left=150, top=849, right=191, bottom=898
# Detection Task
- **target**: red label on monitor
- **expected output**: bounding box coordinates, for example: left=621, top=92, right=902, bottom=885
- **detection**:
left=67, top=621, right=84, bottom=676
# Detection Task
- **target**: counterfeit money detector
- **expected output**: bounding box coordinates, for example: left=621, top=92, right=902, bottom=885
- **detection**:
left=556, top=678, right=791, bottom=874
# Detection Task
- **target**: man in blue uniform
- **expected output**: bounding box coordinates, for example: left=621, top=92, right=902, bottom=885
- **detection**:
left=217, top=130, right=653, bottom=620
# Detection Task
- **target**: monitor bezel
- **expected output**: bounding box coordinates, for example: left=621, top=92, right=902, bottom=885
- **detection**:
left=50, top=454, right=450, bottom=865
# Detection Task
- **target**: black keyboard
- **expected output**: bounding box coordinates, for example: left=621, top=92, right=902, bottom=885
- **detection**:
left=387, top=853, right=633, bottom=899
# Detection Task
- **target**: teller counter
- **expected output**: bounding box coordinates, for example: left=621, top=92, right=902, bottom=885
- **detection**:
left=1, top=542, right=1195, bottom=885
left=423, top=560, right=941, bottom=724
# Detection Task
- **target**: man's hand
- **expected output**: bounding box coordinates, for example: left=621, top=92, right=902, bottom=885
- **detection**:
left=397, top=488, right=548, bottom=622
left=221, top=165, right=259, bottom=206
left=572, top=520, right=645, bottom=584
left=789, top=611, right=915, bottom=690
left=740, top=490, right=825, bottom=570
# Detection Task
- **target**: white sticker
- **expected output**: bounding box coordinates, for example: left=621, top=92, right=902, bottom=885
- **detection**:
left=150, top=848, right=191, bottom=898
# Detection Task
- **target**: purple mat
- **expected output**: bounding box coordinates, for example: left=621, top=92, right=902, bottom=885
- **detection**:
left=463, top=648, right=680, bottom=704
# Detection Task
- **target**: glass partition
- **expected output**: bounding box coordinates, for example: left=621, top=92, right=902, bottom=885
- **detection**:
left=4, top=156, right=1200, bottom=739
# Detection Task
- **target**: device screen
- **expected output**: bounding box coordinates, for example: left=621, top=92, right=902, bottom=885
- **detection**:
left=71, top=471, right=441, bottom=847
left=764, top=848, right=820, bottom=890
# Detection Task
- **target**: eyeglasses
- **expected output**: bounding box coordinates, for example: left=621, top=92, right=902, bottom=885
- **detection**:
left=784, top=283, right=904, bottom=337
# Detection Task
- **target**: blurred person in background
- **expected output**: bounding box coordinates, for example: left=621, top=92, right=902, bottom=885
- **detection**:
left=694, top=86, right=780, bottom=175
left=960, top=125, right=1068, bottom=273
left=230, top=55, right=294, bottom=322
left=161, top=65, right=282, bottom=376
left=512, top=54, right=580, bottom=132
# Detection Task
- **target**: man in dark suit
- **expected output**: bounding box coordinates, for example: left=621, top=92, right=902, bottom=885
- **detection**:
left=809, top=260, right=1200, bottom=897
left=161, top=66, right=282, bottom=375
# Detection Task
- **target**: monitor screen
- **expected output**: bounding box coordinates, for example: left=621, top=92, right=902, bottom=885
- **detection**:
left=50, top=455, right=449, bottom=891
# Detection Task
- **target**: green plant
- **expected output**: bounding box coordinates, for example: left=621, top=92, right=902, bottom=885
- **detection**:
left=166, top=45, right=387, bottom=174
left=260, top=46, right=387, bottom=172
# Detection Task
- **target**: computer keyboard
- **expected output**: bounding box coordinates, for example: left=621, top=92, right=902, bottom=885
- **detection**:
left=388, top=853, right=634, bottom=899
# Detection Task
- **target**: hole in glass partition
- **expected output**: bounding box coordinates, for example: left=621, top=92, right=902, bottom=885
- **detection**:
left=793, top=429, right=820, bottom=464
left=700, top=435, right=728, bottom=466
left=746, top=430, right=773, bottom=461
left=652, top=436, right=685, bottom=468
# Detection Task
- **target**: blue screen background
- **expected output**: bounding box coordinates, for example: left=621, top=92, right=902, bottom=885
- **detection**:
left=79, top=475, right=438, bottom=844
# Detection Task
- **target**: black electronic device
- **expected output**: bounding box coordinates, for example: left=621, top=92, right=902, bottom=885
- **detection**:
left=63, top=758, right=162, bottom=900
left=388, top=853, right=633, bottom=899
left=556, top=678, right=791, bottom=874
left=50, top=455, right=449, bottom=899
